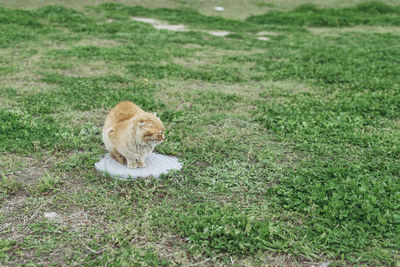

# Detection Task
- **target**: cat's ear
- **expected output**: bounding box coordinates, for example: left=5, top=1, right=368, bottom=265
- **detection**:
left=153, top=112, right=157, bottom=117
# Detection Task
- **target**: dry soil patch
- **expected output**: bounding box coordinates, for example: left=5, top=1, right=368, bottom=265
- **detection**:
left=131, top=17, right=187, bottom=32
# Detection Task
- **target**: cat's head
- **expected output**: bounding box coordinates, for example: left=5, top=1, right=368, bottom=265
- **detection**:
left=131, top=113, right=165, bottom=145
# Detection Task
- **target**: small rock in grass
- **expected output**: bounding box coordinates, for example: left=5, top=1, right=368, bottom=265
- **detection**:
left=214, top=6, right=224, bottom=11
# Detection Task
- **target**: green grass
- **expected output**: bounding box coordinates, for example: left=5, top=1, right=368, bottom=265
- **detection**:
left=0, top=175, right=22, bottom=201
left=0, top=110, right=73, bottom=153
left=28, top=173, right=62, bottom=195
left=247, top=2, right=400, bottom=26
left=0, top=1, right=399, bottom=265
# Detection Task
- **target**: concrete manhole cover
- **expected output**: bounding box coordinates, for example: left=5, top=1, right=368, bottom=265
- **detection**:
left=95, top=153, right=182, bottom=180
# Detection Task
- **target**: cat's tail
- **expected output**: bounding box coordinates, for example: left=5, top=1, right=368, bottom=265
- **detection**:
left=102, top=127, right=114, bottom=151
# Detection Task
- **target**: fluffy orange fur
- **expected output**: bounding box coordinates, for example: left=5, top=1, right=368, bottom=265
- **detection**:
left=102, top=101, right=165, bottom=168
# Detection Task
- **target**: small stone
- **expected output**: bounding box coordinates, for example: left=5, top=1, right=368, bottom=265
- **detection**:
left=214, top=6, right=224, bottom=11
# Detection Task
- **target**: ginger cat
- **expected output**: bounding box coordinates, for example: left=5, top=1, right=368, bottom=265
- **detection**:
left=102, top=101, right=165, bottom=168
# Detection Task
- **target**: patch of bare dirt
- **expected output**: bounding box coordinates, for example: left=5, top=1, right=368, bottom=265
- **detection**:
left=257, top=31, right=279, bottom=36
left=0, top=154, right=55, bottom=185
left=131, top=17, right=186, bottom=32
left=257, top=36, right=270, bottom=41
left=131, top=17, right=236, bottom=37
left=308, top=26, right=400, bottom=36
left=205, top=30, right=231, bottom=36
left=75, top=38, right=121, bottom=47
left=55, top=61, right=123, bottom=78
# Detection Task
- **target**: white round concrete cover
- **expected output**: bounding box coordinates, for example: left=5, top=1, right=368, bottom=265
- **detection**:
left=95, top=153, right=182, bottom=180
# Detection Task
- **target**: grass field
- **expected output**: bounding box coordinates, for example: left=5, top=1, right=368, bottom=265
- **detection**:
left=0, top=1, right=399, bottom=265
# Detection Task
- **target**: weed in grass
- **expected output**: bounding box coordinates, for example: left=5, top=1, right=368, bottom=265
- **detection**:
left=28, top=173, right=62, bottom=195
left=0, top=175, right=22, bottom=201
left=0, top=238, right=15, bottom=262
left=0, top=87, right=17, bottom=96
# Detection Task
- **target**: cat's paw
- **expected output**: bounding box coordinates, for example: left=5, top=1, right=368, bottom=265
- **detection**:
left=111, top=151, right=127, bottom=165
left=137, top=161, right=146, bottom=168
left=127, top=160, right=138, bottom=169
